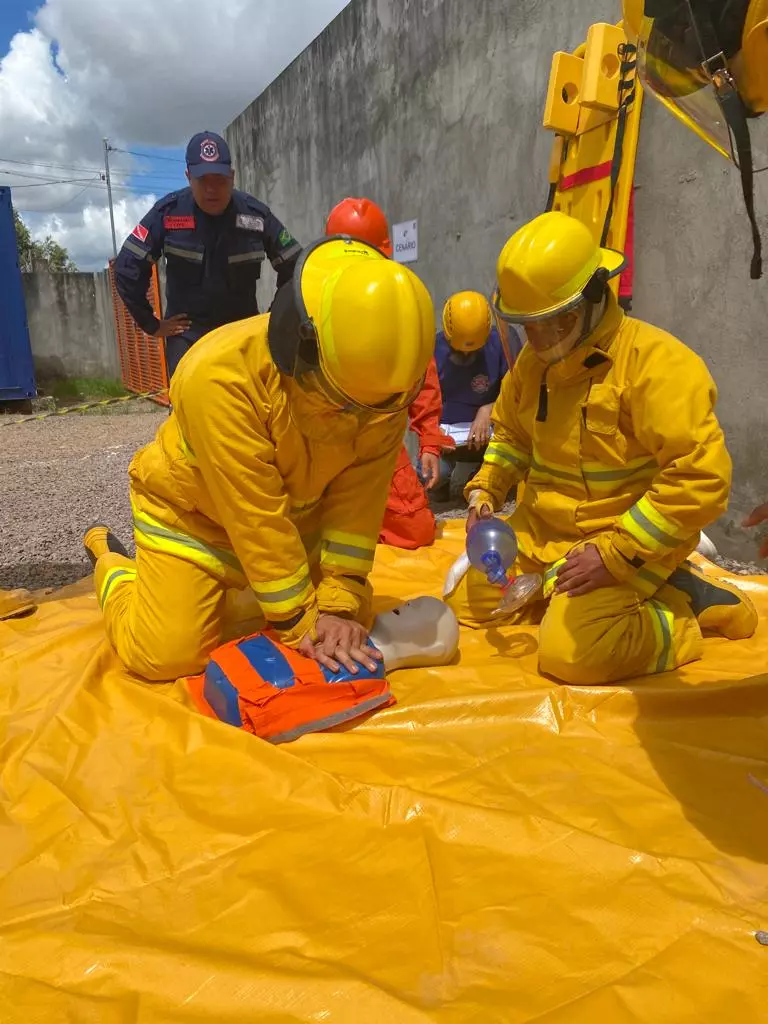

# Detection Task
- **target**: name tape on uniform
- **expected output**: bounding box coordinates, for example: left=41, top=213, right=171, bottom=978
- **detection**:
left=164, top=215, right=196, bottom=230
left=236, top=214, right=265, bottom=232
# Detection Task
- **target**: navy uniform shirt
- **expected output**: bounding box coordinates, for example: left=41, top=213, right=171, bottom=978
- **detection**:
left=115, top=186, right=301, bottom=342
left=434, top=326, right=512, bottom=424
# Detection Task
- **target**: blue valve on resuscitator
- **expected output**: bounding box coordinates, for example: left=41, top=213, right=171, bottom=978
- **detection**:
left=466, top=517, right=542, bottom=614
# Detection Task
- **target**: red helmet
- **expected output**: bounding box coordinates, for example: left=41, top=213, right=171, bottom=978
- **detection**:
left=325, top=197, right=392, bottom=258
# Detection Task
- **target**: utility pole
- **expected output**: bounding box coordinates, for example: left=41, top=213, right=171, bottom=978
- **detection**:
left=103, top=137, right=117, bottom=259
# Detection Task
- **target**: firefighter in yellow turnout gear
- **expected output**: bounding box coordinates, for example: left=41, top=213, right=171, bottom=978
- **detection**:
left=86, top=238, right=434, bottom=681
left=446, top=212, right=757, bottom=685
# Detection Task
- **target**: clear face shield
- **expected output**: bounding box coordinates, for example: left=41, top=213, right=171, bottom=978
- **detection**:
left=637, top=5, right=768, bottom=171
left=492, top=292, right=590, bottom=368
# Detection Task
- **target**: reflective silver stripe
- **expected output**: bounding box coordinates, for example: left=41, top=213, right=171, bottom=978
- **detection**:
left=637, top=565, right=669, bottom=591
left=228, top=250, right=265, bottom=264
left=323, top=540, right=374, bottom=561
left=486, top=446, right=529, bottom=470
left=123, top=239, right=150, bottom=259
left=649, top=599, right=673, bottom=673
left=272, top=242, right=302, bottom=266
left=252, top=574, right=312, bottom=604
left=165, top=244, right=204, bottom=262
left=269, top=693, right=391, bottom=744
left=530, top=457, right=582, bottom=482
left=627, top=505, right=679, bottom=547
left=582, top=460, right=657, bottom=481
left=134, top=517, right=242, bottom=571
left=100, top=568, right=134, bottom=607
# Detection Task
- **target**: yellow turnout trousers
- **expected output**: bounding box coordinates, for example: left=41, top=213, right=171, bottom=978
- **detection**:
left=446, top=551, right=706, bottom=686
left=95, top=548, right=264, bottom=682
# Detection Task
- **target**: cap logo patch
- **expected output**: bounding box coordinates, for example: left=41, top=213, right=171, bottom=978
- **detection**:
left=200, top=139, right=220, bottom=162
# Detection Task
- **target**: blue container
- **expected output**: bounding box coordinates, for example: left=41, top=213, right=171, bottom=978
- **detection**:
left=0, top=188, right=36, bottom=402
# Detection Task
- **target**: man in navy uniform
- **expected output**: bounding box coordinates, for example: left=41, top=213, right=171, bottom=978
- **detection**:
left=115, top=131, right=301, bottom=377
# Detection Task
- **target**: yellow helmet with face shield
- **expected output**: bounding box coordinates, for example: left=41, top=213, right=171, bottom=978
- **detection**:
left=491, top=212, right=625, bottom=367
left=625, top=0, right=768, bottom=278
left=268, top=236, right=435, bottom=412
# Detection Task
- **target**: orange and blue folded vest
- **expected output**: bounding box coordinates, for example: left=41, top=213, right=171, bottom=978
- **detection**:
left=188, top=630, right=394, bottom=743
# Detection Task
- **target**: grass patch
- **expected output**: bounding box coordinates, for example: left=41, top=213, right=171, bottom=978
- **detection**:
left=40, top=378, right=128, bottom=404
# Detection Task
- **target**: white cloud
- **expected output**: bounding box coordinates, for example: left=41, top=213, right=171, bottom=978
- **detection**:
left=0, top=0, right=350, bottom=269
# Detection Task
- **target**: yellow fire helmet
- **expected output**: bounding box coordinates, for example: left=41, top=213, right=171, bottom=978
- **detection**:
left=492, top=212, right=625, bottom=324
left=442, top=291, right=492, bottom=353
left=626, top=0, right=768, bottom=278
left=268, top=236, right=434, bottom=412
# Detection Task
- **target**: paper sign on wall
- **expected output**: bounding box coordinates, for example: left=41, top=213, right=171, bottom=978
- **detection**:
left=392, top=220, right=418, bottom=263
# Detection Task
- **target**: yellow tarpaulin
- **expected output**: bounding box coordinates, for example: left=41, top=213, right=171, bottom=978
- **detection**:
left=2, top=523, right=768, bottom=1022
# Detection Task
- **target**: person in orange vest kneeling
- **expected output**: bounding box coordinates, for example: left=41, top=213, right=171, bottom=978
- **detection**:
left=326, top=197, right=454, bottom=549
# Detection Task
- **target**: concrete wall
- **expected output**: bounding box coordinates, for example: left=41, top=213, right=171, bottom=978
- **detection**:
left=226, top=0, right=768, bottom=558
left=22, top=270, right=120, bottom=381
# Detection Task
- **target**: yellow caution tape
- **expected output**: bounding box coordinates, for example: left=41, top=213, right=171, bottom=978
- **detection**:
left=1, top=389, right=168, bottom=427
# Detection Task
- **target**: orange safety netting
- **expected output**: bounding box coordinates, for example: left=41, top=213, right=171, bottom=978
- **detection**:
left=2, top=524, right=768, bottom=1022
left=108, top=260, right=169, bottom=405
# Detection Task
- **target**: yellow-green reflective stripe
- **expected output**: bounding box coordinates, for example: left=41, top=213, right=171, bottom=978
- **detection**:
left=291, top=496, right=321, bottom=513
left=636, top=565, right=670, bottom=592
left=179, top=431, right=196, bottom=464
left=648, top=598, right=673, bottom=673
left=530, top=457, right=582, bottom=482
left=581, top=459, right=657, bottom=481
left=485, top=444, right=530, bottom=470
left=543, top=558, right=566, bottom=596
left=636, top=496, right=683, bottom=539
left=252, top=573, right=312, bottom=605
left=134, top=516, right=242, bottom=572
left=321, top=539, right=374, bottom=562
left=624, top=504, right=678, bottom=549
left=99, top=567, right=136, bottom=608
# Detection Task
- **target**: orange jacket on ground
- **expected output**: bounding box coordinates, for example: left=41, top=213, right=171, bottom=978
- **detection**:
left=188, top=628, right=394, bottom=743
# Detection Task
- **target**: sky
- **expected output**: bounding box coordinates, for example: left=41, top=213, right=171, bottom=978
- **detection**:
left=0, top=0, right=351, bottom=269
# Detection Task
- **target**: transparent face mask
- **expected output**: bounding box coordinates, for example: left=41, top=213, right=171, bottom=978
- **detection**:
left=638, top=10, right=768, bottom=171
left=494, top=302, right=588, bottom=367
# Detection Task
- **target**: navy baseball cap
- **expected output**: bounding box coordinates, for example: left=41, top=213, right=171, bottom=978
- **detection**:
left=186, top=131, right=232, bottom=178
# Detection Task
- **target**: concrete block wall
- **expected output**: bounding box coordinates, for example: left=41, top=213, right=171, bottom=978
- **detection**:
left=226, top=0, right=768, bottom=559
left=22, top=270, right=120, bottom=381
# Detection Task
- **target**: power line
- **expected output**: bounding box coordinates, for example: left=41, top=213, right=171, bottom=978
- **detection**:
left=4, top=177, right=97, bottom=189
left=0, top=167, right=96, bottom=183
left=0, top=160, right=181, bottom=188
left=0, top=155, right=106, bottom=175
left=110, top=147, right=185, bottom=163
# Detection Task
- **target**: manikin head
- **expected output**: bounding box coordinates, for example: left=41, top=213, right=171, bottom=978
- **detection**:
left=370, top=596, right=460, bottom=671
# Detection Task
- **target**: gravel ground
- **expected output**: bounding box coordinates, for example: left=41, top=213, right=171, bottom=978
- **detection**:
left=0, top=406, right=164, bottom=591
left=1, top=407, right=765, bottom=591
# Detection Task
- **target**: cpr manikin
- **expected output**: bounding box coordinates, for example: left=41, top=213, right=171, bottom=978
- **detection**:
left=189, top=597, right=459, bottom=743
left=368, top=596, right=460, bottom=670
